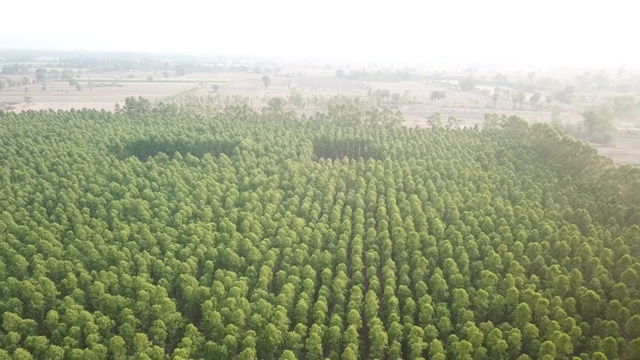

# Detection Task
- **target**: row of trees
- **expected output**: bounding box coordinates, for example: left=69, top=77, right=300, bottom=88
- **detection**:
left=0, top=104, right=638, bottom=358
left=0, top=76, right=31, bottom=91
left=462, top=68, right=640, bottom=94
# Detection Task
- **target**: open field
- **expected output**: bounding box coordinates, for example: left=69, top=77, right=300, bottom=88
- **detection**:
left=0, top=79, right=199, bottom=112
left=592, top=136, right=640, bottom=166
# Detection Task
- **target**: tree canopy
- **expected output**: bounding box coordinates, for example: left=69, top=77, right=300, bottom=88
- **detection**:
left=262, top=76, right=271, bottom=89
left=0, top=101, right=638, bottom=359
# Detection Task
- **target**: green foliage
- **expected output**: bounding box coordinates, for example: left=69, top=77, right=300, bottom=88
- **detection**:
left=554, top=85, right=575, bottom=104
left=312, top=137, right=382, bottom=160
left=459, top=75, right=477, bottom=92
left=427, top=113, right=443, bottom=128
left=446, top=116, right=459, bottom=129
left=118, top=137, right=239, bottom=161
left=35, top=68, right=47, bottom=83
left=512, top=91, right=526, bottom=109
left=262, top=75, right=271, bottom=89
left=123, top=96, right=152, bottom=116
left=430, top=91, right=446, bottom=106
left=582, top=105, right=616, bottom=143
left=612, top=95, right=637, bottom=119
left=289, top=88, right=305, bottom=108
left=267, top=97, right=286, bottom=109
left=2, top=63, right=29, bottom=75
left=529, top=92, right=541, bottom=110
left=0, top=103, right=638, bottom=359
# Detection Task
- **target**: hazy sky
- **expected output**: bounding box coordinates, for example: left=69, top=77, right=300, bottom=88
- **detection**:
left=0, top=0, right=636, bottom=68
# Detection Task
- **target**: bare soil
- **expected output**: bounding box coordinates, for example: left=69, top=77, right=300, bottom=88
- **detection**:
left=0, top=79, right=198, bottom=112
left=593, top=136, right=640, bottom=166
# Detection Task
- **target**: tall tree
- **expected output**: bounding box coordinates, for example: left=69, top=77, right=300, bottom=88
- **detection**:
left=582, top=105, right=616, bottom=143
left=430, top=91, right=446, bottom=106
left=459, top=75, right=477, bottom=92
left=529, top=93, right=541, bottom=110
left=262, top=76, right=271, bottom=89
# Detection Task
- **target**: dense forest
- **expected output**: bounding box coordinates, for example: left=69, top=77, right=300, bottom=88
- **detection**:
left=0, top=103, right=639, bottom=360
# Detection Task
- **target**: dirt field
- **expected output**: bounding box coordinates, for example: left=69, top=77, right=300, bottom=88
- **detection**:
left=0, top=78, right=200, bottom=112
left=593, top=136, right=640, bottom=166
left=1, top=70, right=637, bottom=165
